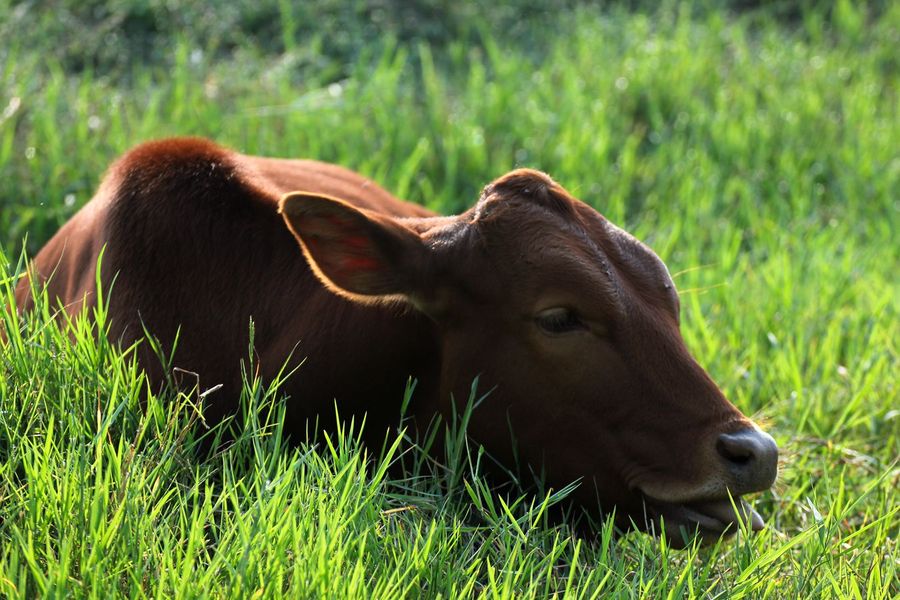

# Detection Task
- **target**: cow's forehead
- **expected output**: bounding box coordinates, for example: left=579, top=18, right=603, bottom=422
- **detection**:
left=466, top=187, right=613, bottom=268
left=473, top=169, right=578, bottom=224
left=435, top=188, right=677, bottom=316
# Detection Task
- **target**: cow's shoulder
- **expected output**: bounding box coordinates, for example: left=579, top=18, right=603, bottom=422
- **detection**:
left=102, top=139, right=282, bottom=253
left=108, top=137, right=277, bottom=214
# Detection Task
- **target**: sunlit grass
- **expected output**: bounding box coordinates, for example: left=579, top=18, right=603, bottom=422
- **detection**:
left=1, top=2, right=898, bottom=597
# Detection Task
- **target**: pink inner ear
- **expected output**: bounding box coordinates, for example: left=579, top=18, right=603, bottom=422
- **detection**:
left=340, top=255, right=381, bottom=272
left=326, top=214, right=353, bottom=229
left=336, top=234, right=381, bottom=272
left=342, top=235, right=370, bottom=250
left=304, top=233, right=382, bottom=274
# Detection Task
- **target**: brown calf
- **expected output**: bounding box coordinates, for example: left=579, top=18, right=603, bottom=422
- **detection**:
left=16, top=137, right=777, bottom=545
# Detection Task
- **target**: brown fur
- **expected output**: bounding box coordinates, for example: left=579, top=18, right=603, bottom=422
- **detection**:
left=16, top=137, right=777, bottom=541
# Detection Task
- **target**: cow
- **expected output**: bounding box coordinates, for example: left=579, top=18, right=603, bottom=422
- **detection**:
left=14, top=137, right=778, bottom=546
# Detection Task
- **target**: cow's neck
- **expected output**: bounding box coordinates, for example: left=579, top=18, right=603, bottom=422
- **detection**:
left=274, top=296, right=442, bottom=446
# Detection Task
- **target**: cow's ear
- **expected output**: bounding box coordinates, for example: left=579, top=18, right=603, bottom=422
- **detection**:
left=279, top=191, right=430, bottom=302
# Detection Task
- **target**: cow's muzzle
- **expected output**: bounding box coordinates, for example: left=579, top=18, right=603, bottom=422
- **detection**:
left=637, top=427, right=778, bottom=547
left=716, top=427, right=779, bottom=494
left=642, top=495, right=765, bottom=548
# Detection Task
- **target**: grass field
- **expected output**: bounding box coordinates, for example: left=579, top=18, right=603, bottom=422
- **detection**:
left=1, top=1, right=898, bottom=597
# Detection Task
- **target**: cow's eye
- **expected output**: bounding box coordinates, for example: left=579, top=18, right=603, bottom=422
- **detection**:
left=535, top=307, right=588, bottom=335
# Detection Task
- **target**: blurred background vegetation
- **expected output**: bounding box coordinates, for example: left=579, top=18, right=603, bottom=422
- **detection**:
left=1, top=1, right=896, bottom=255
left=3, top=1, right=893, bottom=76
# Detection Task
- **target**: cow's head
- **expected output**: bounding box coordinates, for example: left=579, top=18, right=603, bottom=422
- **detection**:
left=280, top=169, right=778, bottom=546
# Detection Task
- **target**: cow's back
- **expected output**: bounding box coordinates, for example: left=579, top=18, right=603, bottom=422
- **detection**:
left=18, top=138, right=439, bottom=432
left=247, top=156, right=433, bottom=218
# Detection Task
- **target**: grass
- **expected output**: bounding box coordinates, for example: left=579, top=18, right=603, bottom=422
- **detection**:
left=1, top=1, right=898, bottom=597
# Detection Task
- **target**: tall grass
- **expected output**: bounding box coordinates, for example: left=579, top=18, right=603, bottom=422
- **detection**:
left=1, top=1, right=898, bottom=597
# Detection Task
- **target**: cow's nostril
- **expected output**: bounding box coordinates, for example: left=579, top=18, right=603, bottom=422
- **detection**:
left=717, top=435, right=753, bottom=464
left=716, top=428, right=778, bottom=493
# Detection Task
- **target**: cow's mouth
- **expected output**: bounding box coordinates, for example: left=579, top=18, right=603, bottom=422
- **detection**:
left=640, top=495, right=765, bottom=547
